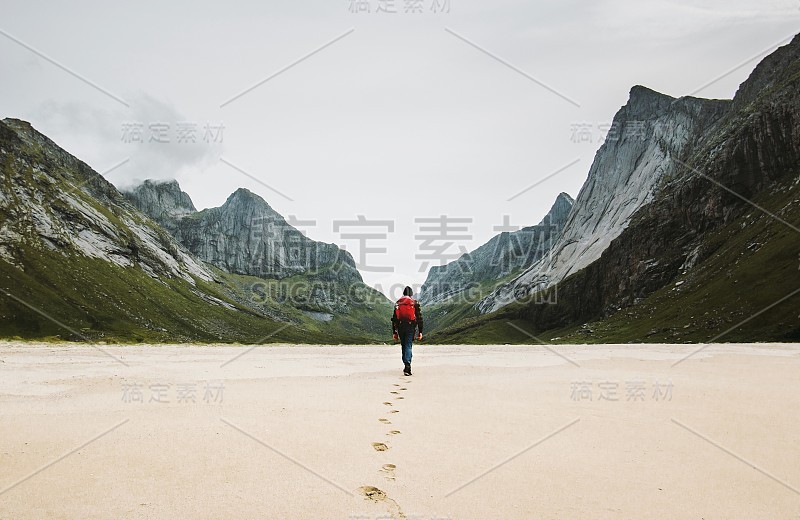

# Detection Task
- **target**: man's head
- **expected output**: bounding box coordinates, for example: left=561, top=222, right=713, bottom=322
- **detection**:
left=403, top=286, right=413, bottom=297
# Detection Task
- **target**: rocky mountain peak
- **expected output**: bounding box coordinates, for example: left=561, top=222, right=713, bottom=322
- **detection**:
left=3, top=117, right=33, bottom=130
left=419, top=191, right=574, bottom=305
left=538, top=192, right=575, bottom=226
left=123, top=179, right=196, bottom=231
left=733, top=33, right=800, bottom=110
left=1, top=117, right=34, bottom=136
left=139, top=179, right=194, bottom=207
left=228, top=187, right=259, bottom=201
left=476, top=81, right=731, bottom=314
left=223, top=187, right=276, bottom=212
left=213, top=187, right=287, bottom=232
left=622, top=85, right=675, bottom=120
left=126, top=180, right=362, bottom=286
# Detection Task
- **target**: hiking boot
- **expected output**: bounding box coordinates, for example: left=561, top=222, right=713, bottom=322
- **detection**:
left=403, top=363, right=412, bottom=376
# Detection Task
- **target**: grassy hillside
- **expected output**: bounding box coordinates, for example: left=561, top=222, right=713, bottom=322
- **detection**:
left=213, top=268, right=393, bottom=342
left=0, top=242, right=392, bottom=344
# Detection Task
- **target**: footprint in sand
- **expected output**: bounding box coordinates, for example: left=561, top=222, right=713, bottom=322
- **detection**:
left=387, top=430, right=401, bottom=435
left=372, top=442, right=389, bottom=451
left=390, top=391, right=399, bottom=395
left=383, top=401, right=393, bottom=406
left=379, top=418, right=391, bottom=424
left=359, top=486, right=404, bottom=517
left=393, top=384, right=401, bottom=387
left=389, top=410, right=399, bottom=414
left=395, top=396, right=404, bottom=400
left=380, top=463, right=396, bottom=480
left=359, top=485, right=387, bottom=500
left=399, top=387, right=407, bottom=391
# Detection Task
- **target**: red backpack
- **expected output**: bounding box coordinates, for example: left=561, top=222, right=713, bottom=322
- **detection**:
left=395, top=296, right=416, bottom=322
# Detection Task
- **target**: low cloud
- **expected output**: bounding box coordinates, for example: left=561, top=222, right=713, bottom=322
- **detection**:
left=32, top=93, right=223, bottom=189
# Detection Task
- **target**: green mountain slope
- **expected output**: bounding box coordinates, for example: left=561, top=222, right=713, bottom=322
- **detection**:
left=0, top=118, right=391, bottom=343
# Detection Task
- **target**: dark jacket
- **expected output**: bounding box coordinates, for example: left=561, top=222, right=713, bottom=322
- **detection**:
left=391, top=298, right=423, bottom=335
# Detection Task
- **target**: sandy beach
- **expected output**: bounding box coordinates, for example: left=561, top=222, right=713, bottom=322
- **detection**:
left=0, top=342, right=798, bottom=519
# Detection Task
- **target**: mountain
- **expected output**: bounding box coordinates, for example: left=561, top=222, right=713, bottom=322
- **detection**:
left=128, top=182, right=359, bottom=283
left=125, top=180, right=365, bottom=309
left=477, top=86, right=730, bottom=313
left=0, top=119, right=390, bottom=343
left=123, top=179, right=196, bottom=234
left=0, top=120, right=214, bottom=284
left=434, top=33, right=800, bottom=343
left=419, top=192, right=574, bottom=305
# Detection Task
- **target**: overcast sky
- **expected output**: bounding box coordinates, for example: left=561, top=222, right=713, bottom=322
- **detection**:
left=2, top=0, right=798, bottom=298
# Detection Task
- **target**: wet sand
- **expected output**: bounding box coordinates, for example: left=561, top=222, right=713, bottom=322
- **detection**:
left=0, top=342, right=798, bottom=519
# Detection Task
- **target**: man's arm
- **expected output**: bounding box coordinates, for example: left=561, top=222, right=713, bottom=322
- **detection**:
left=391, top=307, right=398, bottom=335
left=415, top=301, right=423, bottom=334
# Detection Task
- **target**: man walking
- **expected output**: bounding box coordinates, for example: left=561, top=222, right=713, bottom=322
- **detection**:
left=392, top=286, right=423, bottom=376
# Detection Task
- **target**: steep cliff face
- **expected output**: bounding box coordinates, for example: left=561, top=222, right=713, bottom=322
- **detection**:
left=449, top=33, right=800, bottom=342
left=126, top=182, right=363, bottom=285
left=584, top=33, right=800, bottom=316
left=477, top=85, right=731, bottom=313
left=419, top=192, right=574, bottom=304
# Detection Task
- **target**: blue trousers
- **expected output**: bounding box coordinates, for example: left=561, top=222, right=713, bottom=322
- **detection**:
left=399, top=327, right=415, bottom=365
